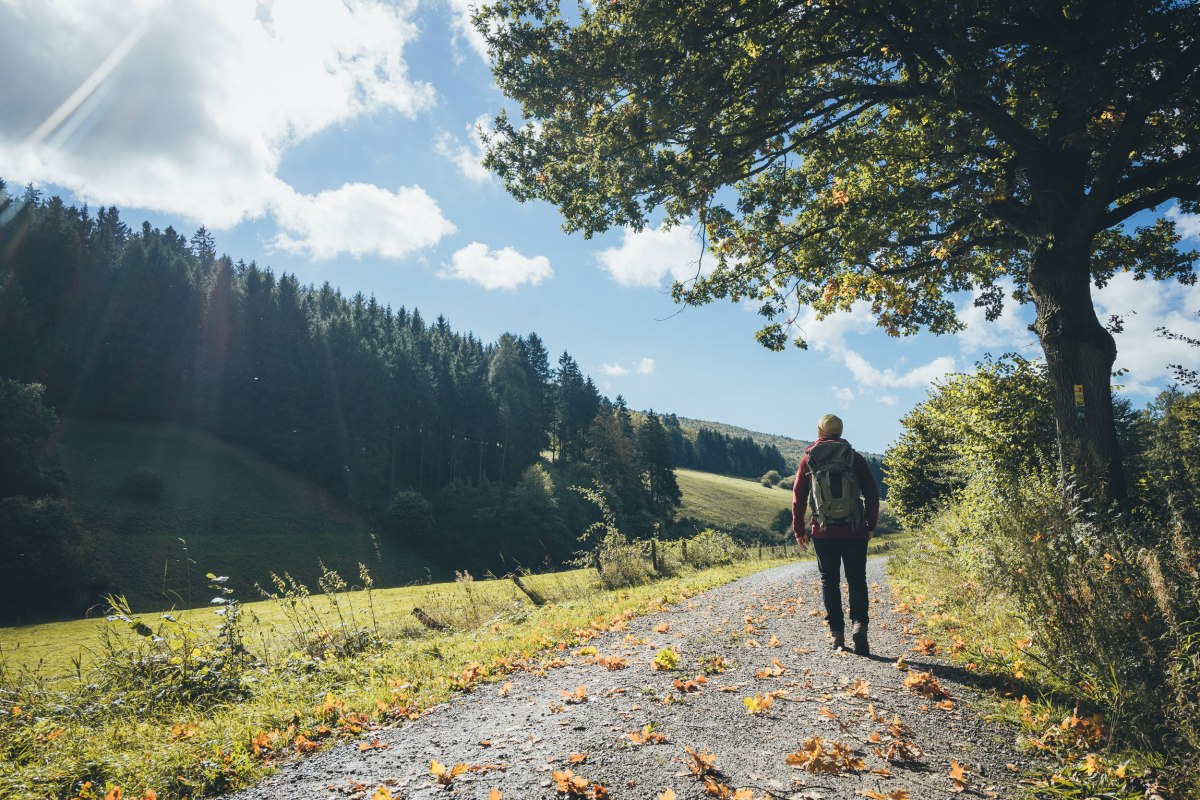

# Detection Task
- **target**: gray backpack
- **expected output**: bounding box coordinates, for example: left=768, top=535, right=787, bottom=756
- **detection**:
left=807, top=440, right=863, bottom=529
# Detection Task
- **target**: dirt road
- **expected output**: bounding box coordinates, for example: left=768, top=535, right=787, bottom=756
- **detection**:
left=225, top=559, right=1034, bottom=799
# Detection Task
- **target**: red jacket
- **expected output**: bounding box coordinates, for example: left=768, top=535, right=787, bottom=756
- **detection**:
left=792, top=437, right=880, bottom=541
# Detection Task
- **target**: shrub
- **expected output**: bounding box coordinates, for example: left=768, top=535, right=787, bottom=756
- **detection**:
left=683, top=529, right=741, bottom=568
left=119, top=469, right=165, bottom=501
left=779, top=476, right=795, bottom=491
left=759, top=469, right=782, bottom=487
left=384, top=490, right=434, bottom=545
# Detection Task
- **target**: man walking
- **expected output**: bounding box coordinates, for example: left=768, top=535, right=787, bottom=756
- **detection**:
left=792, top=414, right=880, bottom=655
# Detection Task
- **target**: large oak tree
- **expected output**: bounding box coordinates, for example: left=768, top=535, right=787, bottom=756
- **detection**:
left=477, top=0, right=1200, bottom=506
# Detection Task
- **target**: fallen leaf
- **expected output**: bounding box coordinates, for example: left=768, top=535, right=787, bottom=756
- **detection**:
left=562, top=685, right=589, bottom=704
left=949, top=760, right=969, bottom=793
left=569, top=753, right=588, bottom=763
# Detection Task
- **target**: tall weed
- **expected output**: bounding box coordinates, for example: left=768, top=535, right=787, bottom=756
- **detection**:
left=897, top=466, right=1200, bottom=752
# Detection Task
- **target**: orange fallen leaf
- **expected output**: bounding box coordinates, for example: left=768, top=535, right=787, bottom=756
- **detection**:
left=430, top=760, right=469, bottom=786
left=755, top=659, right=786, bottom=678
left=627, top=724, right=669, bottom=745
left=684, top=745, right=721, bottom=778
left=489, top=790, right=502, bottom=800
left=949, top=760, right=969, bottom=793
left=561, top=685, right=589, bottom=704
left=568, top=753, right=588, bottom=763
left=654, top=623, right=670, bottom=633
left=657, top=790, right=676, bottom=800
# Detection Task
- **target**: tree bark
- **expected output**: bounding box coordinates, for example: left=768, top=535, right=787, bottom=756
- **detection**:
left=1027, top=240, right=1127, bottom=508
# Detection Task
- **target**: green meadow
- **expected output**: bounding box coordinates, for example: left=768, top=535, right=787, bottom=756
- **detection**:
left=675, top=467, right=792, bottom=535
left=54, top=418, right=443, bottom=614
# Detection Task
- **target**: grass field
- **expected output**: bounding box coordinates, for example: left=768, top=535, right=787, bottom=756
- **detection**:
left=675, top=467, right=792, bottom=535
left=54, top=418, right=443, bottom=614
left=0, top=549, right=797, bottom=800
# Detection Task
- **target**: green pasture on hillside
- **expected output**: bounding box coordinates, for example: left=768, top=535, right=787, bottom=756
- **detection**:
left=675, top=467, right=792, bottom=535
left=54, top=418, right=443, bottom=614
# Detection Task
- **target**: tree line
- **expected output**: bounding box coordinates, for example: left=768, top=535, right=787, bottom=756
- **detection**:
left=0, top=181, right=758, bottom=617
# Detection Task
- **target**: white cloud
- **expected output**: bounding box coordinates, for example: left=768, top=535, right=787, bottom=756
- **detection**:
left=1094, top=271, right=1200, bottom=395
left=0, top=0, right=436, bottom=229
left=440, top=242, right=553, bottom=290
left=636, top=357, right=655, bottom=374
left=790, top=301, right=957, bottom=398
left=435, top=114, right=492, bottom=183
left=272, top=183, right=455, bottom=260
left=595, top=224, right=709, bottom=288
left=1168, top=204, right=1200, bottom=241
left=956, top=280, right=1038, bottom=353
left=832, top=386, right=855, bottom=405
left=444, top=0, right=489, bottom=62
left=599, top=362, right=628, bottom=377
left=878, top=394, right=899, bottom=406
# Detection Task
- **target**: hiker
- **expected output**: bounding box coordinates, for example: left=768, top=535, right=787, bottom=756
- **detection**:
left=792, top=414, right=880, bottom=655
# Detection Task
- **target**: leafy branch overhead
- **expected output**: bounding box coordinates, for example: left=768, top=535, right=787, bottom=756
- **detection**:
left=478, top=0, right=1200, bottom=506
left=480, top=0, right=1197, bottom=339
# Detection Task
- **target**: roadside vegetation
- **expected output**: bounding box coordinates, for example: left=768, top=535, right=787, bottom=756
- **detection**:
left=0, top=536, right=800, bottom=800
left=886, top=354, right=1200, bottom=798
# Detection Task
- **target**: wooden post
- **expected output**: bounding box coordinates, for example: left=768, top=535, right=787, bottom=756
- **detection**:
left=651, top=539, right=659, bottom=572
left=758, top=541, right=763, bottom=560
left=511, top=574, right=546, bottom=607
left=411, top=607, right=448, bottom=631
left=681, top=540, right=688, bottom=564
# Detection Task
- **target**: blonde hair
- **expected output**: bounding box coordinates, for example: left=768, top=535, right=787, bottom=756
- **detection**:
left=817, top=413, right=843, bottom=438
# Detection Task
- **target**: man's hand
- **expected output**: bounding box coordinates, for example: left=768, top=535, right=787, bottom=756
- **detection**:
left=794, top=533, right=810, bottom=550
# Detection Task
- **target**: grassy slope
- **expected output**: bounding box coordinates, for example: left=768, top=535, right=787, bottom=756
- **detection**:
left=54, top=418, right=443, bottom=613
left=675, top=467, right=792, bottom=534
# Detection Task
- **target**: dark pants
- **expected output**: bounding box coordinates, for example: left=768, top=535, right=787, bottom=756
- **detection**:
left=813, top=537, right=869, bottom=633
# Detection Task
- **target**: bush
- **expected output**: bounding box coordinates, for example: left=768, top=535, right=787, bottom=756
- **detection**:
left=759, top=469, right=782, bottom=487
left=384, top=490, right=434, bottom=546
left=683, top=529, right=741, bottom=568
left=779, top=476, right=795, bottom=491
left=119, top=469, right=165, bottom=501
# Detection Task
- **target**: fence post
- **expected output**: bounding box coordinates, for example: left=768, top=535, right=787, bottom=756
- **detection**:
left=681, top=539, right=688, bottom=564
left=651, top=538, right=659, bottom=572
left=758, top=541, right=763, bottom=560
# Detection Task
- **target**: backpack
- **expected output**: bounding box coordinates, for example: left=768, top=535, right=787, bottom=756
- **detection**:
left=806, top=440, right=864, bottom=529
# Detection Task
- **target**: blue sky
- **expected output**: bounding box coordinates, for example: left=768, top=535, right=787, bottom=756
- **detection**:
left=2, top=0, right=1198, bottom=454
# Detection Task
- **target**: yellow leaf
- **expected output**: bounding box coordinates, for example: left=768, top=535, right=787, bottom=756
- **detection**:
left=371, top=788, right=393, bottom=800
left=658, top=791, right=677, bottom=800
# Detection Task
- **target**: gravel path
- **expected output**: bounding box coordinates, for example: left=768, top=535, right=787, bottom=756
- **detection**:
left=225, top=558, right=1035, bottom=800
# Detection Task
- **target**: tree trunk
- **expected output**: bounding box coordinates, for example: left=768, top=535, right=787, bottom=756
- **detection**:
left=1027, top=241, right=1127, bottom=508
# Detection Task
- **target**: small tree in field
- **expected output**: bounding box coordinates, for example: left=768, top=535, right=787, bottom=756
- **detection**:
left=478, top=0, right=1200, bottom=510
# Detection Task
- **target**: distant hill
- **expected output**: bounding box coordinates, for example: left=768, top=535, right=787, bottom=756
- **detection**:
left=674, top=416, right=888, bottom=496
left=56, top=418, right=445, bottom=613
left=675, top=416, right=813, bottom=470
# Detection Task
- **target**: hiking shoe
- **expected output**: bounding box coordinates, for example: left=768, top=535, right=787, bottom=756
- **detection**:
left=851, top=622, right=869, bottom=656
left=831, top=630, right=846, bottom=651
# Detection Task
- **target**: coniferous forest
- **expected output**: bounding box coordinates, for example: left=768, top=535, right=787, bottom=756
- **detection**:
left=0, top=180, right=796, bottom=620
